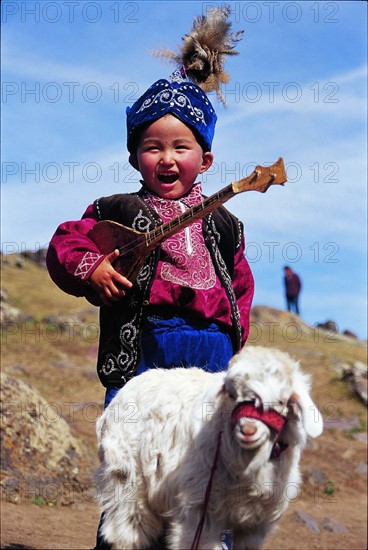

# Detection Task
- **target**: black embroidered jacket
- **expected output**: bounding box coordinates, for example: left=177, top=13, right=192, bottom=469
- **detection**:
left=93, top=190, right=244, bottom=388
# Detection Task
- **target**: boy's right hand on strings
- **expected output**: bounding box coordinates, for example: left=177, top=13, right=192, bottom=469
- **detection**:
left=89, top=249, right=133, bottom=306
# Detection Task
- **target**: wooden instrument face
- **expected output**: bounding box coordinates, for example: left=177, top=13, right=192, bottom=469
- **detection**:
left=87, top=221, right=149, bottom=281
left=87, top=158, right=287, bottom=281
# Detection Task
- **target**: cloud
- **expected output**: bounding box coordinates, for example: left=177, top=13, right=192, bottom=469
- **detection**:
left=2, top=52, right=128, bottom=89
left=219, top=65, right=367, bottom=123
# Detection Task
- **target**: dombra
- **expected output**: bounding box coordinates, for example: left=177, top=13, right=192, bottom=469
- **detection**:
left=88, top=157, right=287, bottom=283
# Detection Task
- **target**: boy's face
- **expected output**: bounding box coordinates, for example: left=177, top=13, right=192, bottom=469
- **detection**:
left=129, top=114, right=214, bottom=199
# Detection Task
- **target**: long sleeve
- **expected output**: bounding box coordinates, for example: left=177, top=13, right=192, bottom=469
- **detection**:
left=46, top=204, right=105, bottom=297
left=295, top=274, right=302, bottom=293
left=232, top=235, right=255, bottom=345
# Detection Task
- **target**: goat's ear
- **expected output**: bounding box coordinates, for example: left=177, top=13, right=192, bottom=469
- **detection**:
left=288, top=387, right=323, bottom=438
left=193, top=376, right=227, bottom=423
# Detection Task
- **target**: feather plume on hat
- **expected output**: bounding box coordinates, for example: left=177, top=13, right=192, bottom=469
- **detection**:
left=126, top=7, right=243, bottom=152
left=151, top=6, right=244, bottom=103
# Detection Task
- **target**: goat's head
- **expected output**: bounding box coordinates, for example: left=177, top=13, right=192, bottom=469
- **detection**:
left=225, top=346, right=323, bottom=448
left=202, top=346, right=323, bottom=466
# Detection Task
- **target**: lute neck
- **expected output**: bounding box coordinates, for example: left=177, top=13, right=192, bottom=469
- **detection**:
left=143, top=157, right=286, bottom=249
left=145, top=183, right=234, bottom=248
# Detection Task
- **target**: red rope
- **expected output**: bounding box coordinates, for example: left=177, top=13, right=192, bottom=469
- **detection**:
left=190, top=430, right=223, bottom=550
left=230, top=401, right=287, bottom=433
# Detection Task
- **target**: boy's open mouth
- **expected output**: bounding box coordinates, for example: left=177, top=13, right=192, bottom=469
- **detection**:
left=157, top=173, right=179, bottom=184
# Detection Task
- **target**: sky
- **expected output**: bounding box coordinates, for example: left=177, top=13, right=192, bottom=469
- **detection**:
left=1, top=0, right=367, bottom=339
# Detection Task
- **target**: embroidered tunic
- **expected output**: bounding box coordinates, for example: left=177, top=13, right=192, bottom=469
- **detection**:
left=46, top=183, right=254, bottom=387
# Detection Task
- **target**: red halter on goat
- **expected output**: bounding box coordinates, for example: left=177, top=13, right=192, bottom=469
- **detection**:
left=231, top=401, right=289, bottom=459
left=231, top=401, right=287, bottom=432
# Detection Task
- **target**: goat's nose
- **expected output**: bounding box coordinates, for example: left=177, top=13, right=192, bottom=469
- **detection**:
left=240, top=421, right=257, bottom=436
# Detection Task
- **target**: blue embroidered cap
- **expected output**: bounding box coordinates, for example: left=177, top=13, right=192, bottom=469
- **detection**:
left=126, top=72, right=217, bottom=153
left=125, top=6, right=243, bottom=153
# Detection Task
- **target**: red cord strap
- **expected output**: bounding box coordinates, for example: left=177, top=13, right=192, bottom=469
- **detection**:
left=230, top=401, right=287, bottom=433
left=190, top=430, right=223, bottom=550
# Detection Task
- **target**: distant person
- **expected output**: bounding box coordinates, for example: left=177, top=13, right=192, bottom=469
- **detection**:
left=283, top=266, right=302, bottom=315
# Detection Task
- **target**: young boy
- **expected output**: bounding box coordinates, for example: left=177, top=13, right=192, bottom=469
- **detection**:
left=47, top=73, right=254, bottom=548
left=47, top=73, right=254, bottom=405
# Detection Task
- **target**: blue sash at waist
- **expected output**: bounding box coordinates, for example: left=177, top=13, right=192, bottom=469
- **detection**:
left=104, top=313, right=233, bottom=408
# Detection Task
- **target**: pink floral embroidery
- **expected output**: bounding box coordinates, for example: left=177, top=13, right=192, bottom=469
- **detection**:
left=75, top=252, right=103, bottom=279
left=143, top=185, right=216, bottom=290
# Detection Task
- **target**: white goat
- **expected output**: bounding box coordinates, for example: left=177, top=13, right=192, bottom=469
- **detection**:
left=96, top=346, right=323, bottom=550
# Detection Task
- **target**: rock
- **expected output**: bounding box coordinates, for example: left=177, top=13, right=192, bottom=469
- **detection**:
left=315, top=319, right=339, bottom=333
left=0, top=288, right=9, bottom=302
left=291, top=510, right=320, bottom=532
left=321, top=517, right=349, bottom=533
left=341, top=362, right=368, bottom=406
left=355, top=462, right=368, bottom=475
left=351, top=378, right=368, bottom=406
left=330, top=357, right=368, bottom=405
left=353, top=361, right=368, bottom=373
left=0, top=302, right=33, bottom=325
left=14, top=255, right=25, bottom=269
left=0, top=479, right=21, bottom=504
left=20, top=248, right=47, bottom=268
left=0, top=289, right=33, bottom=326
left=303, top=466, right=328, bottom=485
left=343, top=329, right=358, bottom=339
left=324, top=416, right=361, bottom=431
left=42, top=314, right=81, bottom=333
left=0, top=372, right=88, bottom=504
left=329, top=356, right=351, bottom=378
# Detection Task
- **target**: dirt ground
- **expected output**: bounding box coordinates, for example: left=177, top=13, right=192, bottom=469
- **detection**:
left=1, top=421, right=367, bottom=550
left=1, top=468, right=367, bottom=550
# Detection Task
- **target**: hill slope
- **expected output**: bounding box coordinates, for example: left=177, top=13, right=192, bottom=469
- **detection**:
left=1, top=255, right=367, bottom=549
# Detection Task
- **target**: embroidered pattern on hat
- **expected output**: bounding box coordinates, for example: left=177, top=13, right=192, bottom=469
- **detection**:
left=136, top=83, right=207, bottom=126
left=126, top=78, right=217, bottom=152
left=168, top=68, right=187, bottom=84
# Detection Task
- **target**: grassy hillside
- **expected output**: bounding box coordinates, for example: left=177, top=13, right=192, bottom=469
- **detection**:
left=1, top=254, right=367, bottom=549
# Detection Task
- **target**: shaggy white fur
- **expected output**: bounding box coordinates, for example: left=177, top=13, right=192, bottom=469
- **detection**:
left=96, top=346, right=323, bottom=550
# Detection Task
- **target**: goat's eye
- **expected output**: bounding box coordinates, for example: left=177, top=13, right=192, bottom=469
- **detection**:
left=227, top=387, right=237, bottom=400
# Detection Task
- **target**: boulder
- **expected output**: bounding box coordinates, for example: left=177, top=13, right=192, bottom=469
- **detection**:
left=341, top=362, right=368, bottom=406
left=0, top=302, right=32, bottom=325
left=0, top=373, right=88, bottom=505
left=315, top=320, right=339, bottom=333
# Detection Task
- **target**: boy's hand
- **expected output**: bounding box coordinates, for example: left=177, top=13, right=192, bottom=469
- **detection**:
left=89, top=249, right=133, bottom=306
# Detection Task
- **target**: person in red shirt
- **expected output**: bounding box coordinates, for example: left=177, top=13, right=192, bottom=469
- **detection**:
left=283, top=265, right=302, bottom=315
left=47, top=77, right=254, bottom=398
